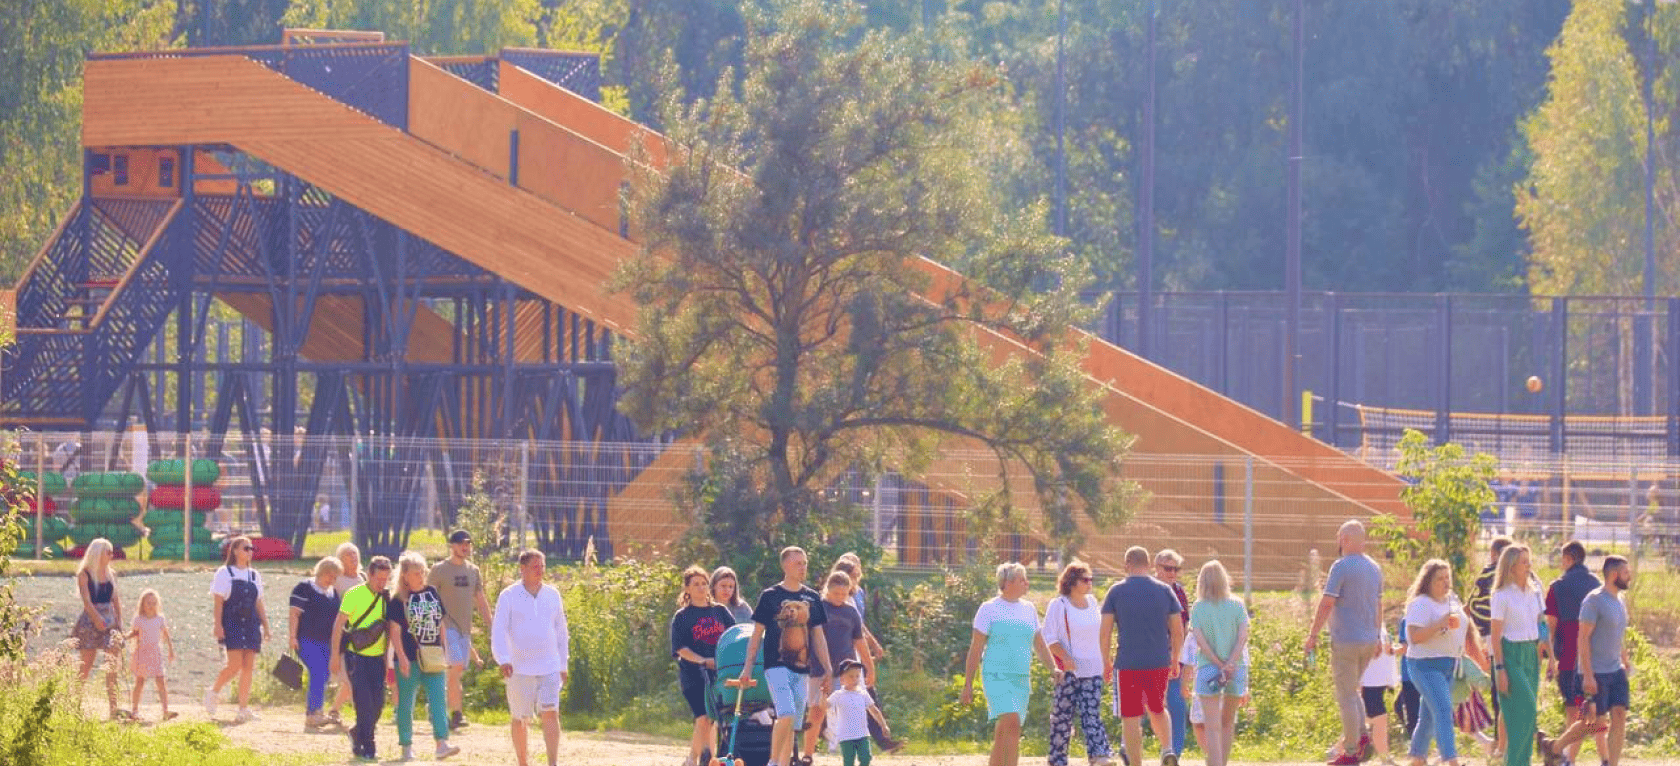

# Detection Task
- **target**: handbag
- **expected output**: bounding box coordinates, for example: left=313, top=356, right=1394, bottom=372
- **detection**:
left=343, top=594, right=385, bottom=652
left=1450, top=600, right=1489, bottom=706
left=1053, top=596, right=1073, bottom=672
left=418, top=644, right=448, bottom=673
left=271, top=653, right=304, bottom=691
left=1454, top=689, right=1494, bottom=734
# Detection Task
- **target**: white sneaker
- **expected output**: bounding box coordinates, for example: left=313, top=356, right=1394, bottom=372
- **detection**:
left=400, top=745, right=414, bottom=761
left=435, top=742, right=460, bottom=760
left=235, top=708, right=256, bottom=723
left=203, top=688, right=218, bottom=717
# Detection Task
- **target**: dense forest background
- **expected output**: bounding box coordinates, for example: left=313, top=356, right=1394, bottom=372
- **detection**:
left=3, top=0, right=1675, bottom=298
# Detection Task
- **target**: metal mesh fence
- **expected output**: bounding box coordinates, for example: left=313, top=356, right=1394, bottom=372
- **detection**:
left=8, top=431, right=1679, bottom=590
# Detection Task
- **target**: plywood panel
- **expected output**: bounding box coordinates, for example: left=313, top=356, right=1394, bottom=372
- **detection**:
left=83, top=58, right=395, bottom=145
left=410, top=58, right=627, bottom=233
left=217, top=293, right=456, bottom=364
left=409, top=60, right=514, bottom=178
left=89, top=147, right=180, bottom=199
left=497, top=62, right=666, bottom=166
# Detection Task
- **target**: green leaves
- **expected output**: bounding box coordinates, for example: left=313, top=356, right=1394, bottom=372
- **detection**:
left=0, top=0, right=177, bottom=282
left=1372, top=429, right=1498, bottom=591
left=1518, top=0, right=1679, bottom=296
left=618, top=0, right=1132, bottom=551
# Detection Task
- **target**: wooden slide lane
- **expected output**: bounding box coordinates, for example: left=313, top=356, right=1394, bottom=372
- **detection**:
left=485, top=65, right=1406, bottom=527
left=82, top=55, right=639, bottom=333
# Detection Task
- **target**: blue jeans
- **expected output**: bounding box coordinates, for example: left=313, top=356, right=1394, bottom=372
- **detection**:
left=1165, top=676, right=1187, bottom=754
left=1405, top=656, right=1456, bottom=761
left=298, top=637, right=331, bottom=714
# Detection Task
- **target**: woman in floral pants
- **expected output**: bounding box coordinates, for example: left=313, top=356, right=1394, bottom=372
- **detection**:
left=1043, top=561, right=1116, bottom=766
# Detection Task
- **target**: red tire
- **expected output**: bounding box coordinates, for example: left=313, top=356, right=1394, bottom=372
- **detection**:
left=147, top=484, right=222, bottom=511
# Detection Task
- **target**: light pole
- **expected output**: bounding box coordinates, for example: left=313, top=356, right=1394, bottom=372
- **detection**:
left=1138, top=0, right=1158, bottom=359
left=1630, top=0, right=1670, bottom=414
left=1284, top=0, right=1304, bottom=429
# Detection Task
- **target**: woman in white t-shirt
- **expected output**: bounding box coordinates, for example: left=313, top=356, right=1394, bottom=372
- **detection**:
left=1042, top=560, right=1115, bottom=766
left=206, top=535, right=268, bottom=722
left=1403, top=559, right=1488, bottom=766
left=1489, top=544, right=1548, bottom=766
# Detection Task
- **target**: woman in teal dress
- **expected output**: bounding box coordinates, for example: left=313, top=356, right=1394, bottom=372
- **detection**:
left=962, top=562, right=1059, bottom=766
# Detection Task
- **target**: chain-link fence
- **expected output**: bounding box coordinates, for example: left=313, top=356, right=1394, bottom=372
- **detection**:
left=8, top=430, right=1680, bottom=591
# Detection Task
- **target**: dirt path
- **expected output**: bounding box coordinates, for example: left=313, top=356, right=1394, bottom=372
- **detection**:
left=104, top=697, right=1680, bottom=766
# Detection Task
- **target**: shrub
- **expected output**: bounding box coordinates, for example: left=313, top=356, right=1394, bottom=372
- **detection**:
left=1370, top=430, right=1497, bottom=590
left=0, top=650, right=270, bottom=766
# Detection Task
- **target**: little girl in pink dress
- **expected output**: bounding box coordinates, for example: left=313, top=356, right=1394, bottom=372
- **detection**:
left=128, top=589, right=178, bottom=721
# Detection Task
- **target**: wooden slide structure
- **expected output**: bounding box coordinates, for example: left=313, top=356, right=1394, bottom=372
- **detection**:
left=80, top=50, right=1405, bottom=582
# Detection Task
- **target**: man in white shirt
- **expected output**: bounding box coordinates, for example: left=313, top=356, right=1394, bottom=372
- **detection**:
left=492, top=550, right=570, bottom=766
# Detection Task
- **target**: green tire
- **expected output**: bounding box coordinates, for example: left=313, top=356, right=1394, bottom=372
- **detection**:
left=149, top=541, right=223, bottom=560
left=15, top=471, right=67, bottom=496
left=142, top=510, right=209, bottom=527
left=71, top=472, right=145, bottom=497
left=72, top=497, right=141, bottom=524
left=146, top=459, right=221, bottom=487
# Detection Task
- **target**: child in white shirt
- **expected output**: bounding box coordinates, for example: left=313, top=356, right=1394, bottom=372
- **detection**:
left=827, top=659, right=889, bottom=766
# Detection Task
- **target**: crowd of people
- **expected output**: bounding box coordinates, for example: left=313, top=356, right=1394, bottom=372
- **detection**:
left=59, top=519, right=1640, bottom=766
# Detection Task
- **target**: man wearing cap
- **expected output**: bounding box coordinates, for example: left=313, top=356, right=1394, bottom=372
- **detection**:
left=429, top=530, right=494, bottom=730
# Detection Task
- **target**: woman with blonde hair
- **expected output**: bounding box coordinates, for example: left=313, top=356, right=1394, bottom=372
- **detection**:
left=289, top=556, right=343, bottom=729
left=1490, top=544, right=1548, bottom=766
left=961, top=561, right=1059, bottom=766
left=1190, top=560, right=1249, bottom=766
left=388, top=551, right=460, bottom=761
left=72, top=537, right=127, bottom=719
left=207, top=534, right=268, bottom=721
left=1403, top=560, right=1489, bottom=766
left=1043, top=559, right=1115, bottom=766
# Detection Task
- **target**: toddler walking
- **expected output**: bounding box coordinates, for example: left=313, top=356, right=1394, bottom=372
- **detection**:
left=828, top=659, right=889, bottom=766
left=128, top=589, right=178, bottom=721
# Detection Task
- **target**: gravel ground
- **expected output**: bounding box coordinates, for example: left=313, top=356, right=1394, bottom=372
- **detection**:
left=17, top=564, right=312, bottom=698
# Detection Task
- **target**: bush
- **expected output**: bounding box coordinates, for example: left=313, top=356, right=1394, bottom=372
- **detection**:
left=0, top=651, right=266, bottom=766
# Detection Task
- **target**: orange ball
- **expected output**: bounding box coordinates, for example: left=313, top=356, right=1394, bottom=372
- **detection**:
left=1526, top=375, right=1543, bottom=393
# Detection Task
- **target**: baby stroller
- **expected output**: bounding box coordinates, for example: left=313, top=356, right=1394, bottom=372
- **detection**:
left=709, top=623, right=773, bottom=766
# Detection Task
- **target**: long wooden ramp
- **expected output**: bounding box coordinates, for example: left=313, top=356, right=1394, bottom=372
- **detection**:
left=81, top=53, right=1406, bottom=569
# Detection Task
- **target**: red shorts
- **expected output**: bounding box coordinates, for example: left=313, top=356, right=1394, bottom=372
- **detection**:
left=1114, top=667, right=1171, bottom=718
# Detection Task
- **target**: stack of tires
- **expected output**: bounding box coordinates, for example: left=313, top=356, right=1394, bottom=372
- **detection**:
left=146, top=459, right=222, bottom=561
left=69, top=472, right=145, bottom=552
left=11, top=470, right=72, bottom=558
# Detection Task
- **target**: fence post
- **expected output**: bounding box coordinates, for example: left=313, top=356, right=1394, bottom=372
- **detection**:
left=519, top=440, right=531, bottom=550
left=35, top=434, right=46, bottom=557
left=349, top=437, right=360, bottom=550
left=183, top=432, right=193, bottom=563
left=1244, top=456, right=1255, bottom=605
left=1628, top=465, right=1639, bottom=564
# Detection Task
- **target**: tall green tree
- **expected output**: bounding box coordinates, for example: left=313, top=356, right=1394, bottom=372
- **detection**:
left=615, top=0, right=1134, bottom=547
left=0, top=0, right=176, bottom=283
left=1518, top=0, right=1679, bottom=296
left=283, top=0, right=543, bottom=54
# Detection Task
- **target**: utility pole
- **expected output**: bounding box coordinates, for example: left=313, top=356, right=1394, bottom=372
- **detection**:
left=1138, top=0, right=1158, bottom=359
left=1638, top=0, right=1659, bottom=414
left=1054, top=0, right=1067, bottom=239
left=1283, top=0, right=1305, bottom=429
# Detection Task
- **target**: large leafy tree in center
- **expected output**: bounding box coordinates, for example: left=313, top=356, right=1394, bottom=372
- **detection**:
left=615, top=0, right=1133, bottom=551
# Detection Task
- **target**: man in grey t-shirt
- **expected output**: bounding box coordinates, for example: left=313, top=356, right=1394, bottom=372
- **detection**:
left=1305, top=520, right=1383, bottom=765
left=1538, top=556, right=1633, bottom=766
